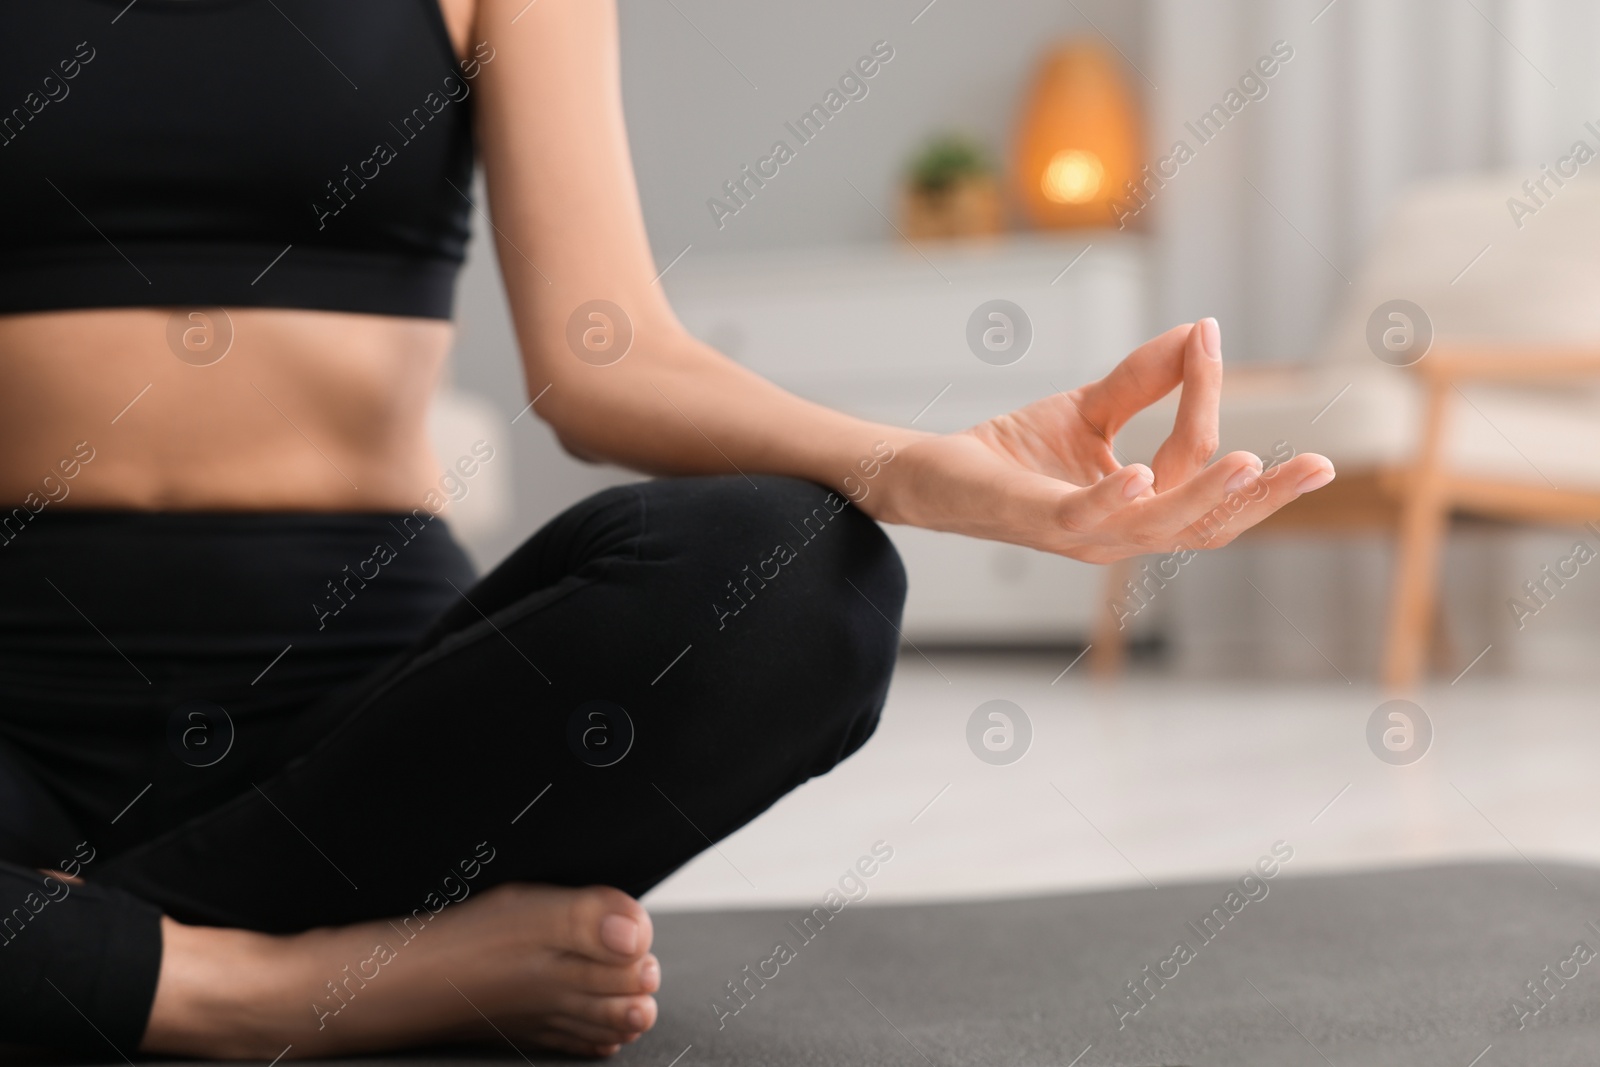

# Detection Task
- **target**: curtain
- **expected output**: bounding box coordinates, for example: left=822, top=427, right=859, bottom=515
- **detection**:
left=1140, top=0, right=1600, bottom=678
left=1145, top=0, right=1600, bottom=362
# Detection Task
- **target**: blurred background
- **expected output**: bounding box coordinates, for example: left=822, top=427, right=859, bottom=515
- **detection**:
left=430, top=0, right=1600, bottom=907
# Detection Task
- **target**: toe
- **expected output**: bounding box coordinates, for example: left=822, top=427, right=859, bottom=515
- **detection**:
left=560, top=992, right=658, bottom=1036
left=534, top=1028, right=620, bottom=1058
left=563, top=885, right=654, bottom=962
left=555, top=952, right=661, bottom=995
left=548, top=1011, right=640, bottom=1047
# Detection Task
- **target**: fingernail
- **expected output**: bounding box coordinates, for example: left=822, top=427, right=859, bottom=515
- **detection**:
left=601, top=915, right=639, bottom=955
left=641, top=959, right=661, bottom=989
left=1296, top=469, right=1334, bottom=494
left=1122, top=465, right=1153, bottom=499
left=1201, top=317, right=1221, bottom=360
left=626, top=1007, right=646, bottom=1030
left=1224, top=460, right=1262, bottom=492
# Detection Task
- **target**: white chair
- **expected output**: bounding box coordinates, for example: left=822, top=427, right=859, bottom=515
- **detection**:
left=1111, top=172, right=1600, bottom=687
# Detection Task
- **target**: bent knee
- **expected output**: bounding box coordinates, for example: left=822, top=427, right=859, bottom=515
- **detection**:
left=741, top=478, right=905, bottom=759
left=631, top=477, right=904, bottom=776
left=651, top=474, right=904, bottom=682
left=717, top=475, right=906, bottom=646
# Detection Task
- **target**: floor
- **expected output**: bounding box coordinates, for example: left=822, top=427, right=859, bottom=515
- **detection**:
left=645, top=652, right=1600, bottom=911
left=46, top=654, right=1600, bottom=1066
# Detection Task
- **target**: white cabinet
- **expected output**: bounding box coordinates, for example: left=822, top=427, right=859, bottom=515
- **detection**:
left=665, top=234, right=1150, bottom=642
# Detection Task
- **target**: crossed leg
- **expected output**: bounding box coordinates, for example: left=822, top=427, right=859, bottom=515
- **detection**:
left=93, top=476, right=905, bottom=1057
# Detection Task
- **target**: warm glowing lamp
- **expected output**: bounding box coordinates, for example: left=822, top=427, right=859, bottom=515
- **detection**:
left=1014, top=40, right=1142, bottom=228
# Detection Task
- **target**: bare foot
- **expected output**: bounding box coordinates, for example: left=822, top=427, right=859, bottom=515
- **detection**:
left=143, top=883, right=660, bottom=1059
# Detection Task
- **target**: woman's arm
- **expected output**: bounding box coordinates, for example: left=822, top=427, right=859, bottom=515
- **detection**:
left=472, top=0, right=1334, bottom=563
left=472, top=2, right=914, bottom=472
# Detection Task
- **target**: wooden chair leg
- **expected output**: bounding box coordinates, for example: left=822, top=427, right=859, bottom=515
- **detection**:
left=1382, top=380, right=1453, bottom=691
left=1091, top=558, right=1135, bottom=676
left=1382, top=496, right=1448, bottom=689
left=1429, top=588, right=1456, bottom=676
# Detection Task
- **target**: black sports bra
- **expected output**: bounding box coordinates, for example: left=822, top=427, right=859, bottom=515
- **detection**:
left=0, top=0, right=480, bottom=320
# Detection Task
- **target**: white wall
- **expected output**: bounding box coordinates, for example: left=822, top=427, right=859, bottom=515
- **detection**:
left=445, top=0, right=1600, bottom=679
left=447, top=0, right=1146, bottom=567
left=621, top=0, right=1144, bottom=255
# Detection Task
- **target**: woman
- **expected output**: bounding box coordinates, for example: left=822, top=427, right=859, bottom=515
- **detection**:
left=0, top=0, right=1334, bottom=1059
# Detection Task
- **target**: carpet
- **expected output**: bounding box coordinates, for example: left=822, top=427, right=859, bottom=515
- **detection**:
left=45, top=861, right=1600, bottom=1065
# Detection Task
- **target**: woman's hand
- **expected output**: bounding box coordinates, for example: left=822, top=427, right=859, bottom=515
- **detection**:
left=472, top=7, right=1330, bottom=548
left=872, top=319, right=1335, bottom=564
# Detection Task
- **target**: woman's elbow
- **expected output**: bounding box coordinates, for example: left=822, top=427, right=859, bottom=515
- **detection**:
left=552, top=423, right=606, bottom=464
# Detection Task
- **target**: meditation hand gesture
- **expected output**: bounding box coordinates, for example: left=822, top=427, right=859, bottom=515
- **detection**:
left=877, top=319, right=1336, bottom=563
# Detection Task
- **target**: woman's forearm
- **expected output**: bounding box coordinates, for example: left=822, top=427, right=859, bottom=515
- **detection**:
left=534, top=333, right=932, bottom=518
left=475, top=0, right=925, bottom=513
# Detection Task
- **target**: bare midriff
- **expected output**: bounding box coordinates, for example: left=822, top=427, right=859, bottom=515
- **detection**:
left=0, top=308, right=454, bottom=512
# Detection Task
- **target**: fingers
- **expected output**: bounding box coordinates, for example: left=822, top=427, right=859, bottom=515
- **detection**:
left=1291, top=462, right=1335, bottom=495
left=1075, top=318, right=1222, bottom=487
left=1075, top=322, right=1193, bottom=435
left=1052, top=391, right=1123, bottom=480
left=1149, top=318, right=1223, bottom=491
left=1106, top=450, right=1264, bottom=550
left=1098, top=451, right=1335, bottom=556
left=1189, top=453, right=1335, bottom=547
left=1057, top=464, right=1154, bottom=533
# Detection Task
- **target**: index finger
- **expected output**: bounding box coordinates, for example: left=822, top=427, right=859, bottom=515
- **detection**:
left=1149, top=318, right=1223, bottom=490
left=1076, top=322, right=1192, bottom=436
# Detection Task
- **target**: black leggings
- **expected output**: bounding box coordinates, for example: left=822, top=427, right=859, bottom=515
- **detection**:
left=0, top=477, right=905, bottom=1053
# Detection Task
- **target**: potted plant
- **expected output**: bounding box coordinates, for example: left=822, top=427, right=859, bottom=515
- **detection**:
left=900, top=133, right=1005, bottom=240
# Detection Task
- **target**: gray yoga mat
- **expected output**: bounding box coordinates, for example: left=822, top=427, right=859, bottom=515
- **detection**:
left=617, top=861, right=1600, bottom=1067
left=47, top=861, right=1600, bottom=1065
